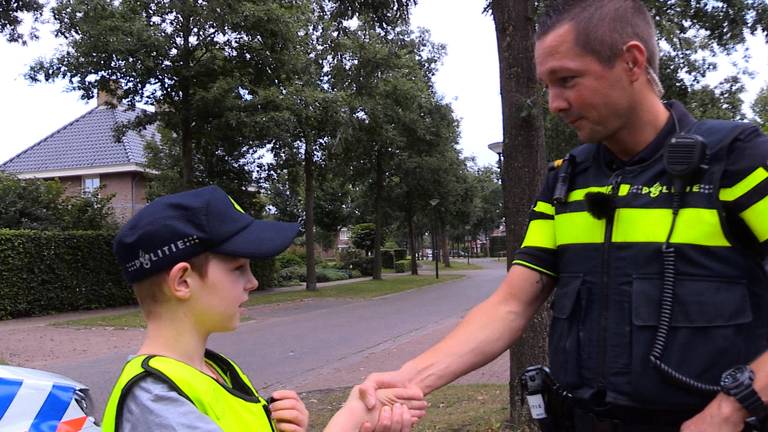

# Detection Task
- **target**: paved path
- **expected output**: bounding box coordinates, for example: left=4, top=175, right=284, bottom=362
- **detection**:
left=29, top=259, right=511, bottom=414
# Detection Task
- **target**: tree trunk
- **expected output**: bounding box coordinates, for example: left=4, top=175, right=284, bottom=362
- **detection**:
left=372, top=148, right=384, bottom=280
left=440, top=224, right=450, bottom=267
left=407, top=207, right=419, bottom=275
left=491, top=0, right=548, bottom=429
left=485, top=228, right=492, bottom=257
left=180, top=14, right=194, bottom=190
left=304, top=138, right=317, bottom=291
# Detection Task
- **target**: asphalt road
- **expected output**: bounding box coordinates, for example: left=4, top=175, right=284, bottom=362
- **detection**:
left=45, top=259, right=508, bottom=414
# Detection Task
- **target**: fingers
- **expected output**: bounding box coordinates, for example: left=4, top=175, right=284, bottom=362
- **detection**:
left=376, top=386, right=427, bottom=419
left=271, top=389, right=301, bottom=402
left=373, top=404, right=411, bottom=432
left=361, top=371, right=410, bottom=408
left=270, top=390, right=309, bottom=432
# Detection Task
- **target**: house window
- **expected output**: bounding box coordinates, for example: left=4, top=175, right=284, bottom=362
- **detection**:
left=339, top=228, right=349, bottom=240
left=82, top=175, right=100, bottom=196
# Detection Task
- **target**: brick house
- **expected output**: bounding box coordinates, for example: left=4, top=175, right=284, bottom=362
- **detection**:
left=0, top=95, right=158, bottom=223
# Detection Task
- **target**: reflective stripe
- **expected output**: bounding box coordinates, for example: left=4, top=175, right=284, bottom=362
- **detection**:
left=0, top=378, right=23, bottom=419
left=567, top=186, right=610, bottom=202
left=618, top=184, right=630, bottom=196
left=567, top=184, right=629, bottom=202
left=56, top=415, right=88, bottom=432
left=533, top=201, right=554, bottom=216
left=30, top=384, right=75, bottom=432
left=612, top=208, right=731, bottom=246
left=554, top=212, right=606, bottom=245
left=740, top=195, right=768, bottom=242
left=0, top=379, right=51, bottom=432
left=228, top=195, right=245, bottom=213
left=513, top=260, right=557, bottom=277
left=522, top=219, right=556, bottom=249
left=720, top=167, right=768, bottom=201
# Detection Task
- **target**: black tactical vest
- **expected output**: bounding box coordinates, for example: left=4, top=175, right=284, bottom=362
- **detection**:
left=548, top=120, right=768, bottom=410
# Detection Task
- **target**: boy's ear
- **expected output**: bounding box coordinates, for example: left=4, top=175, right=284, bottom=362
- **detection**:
left=166, top=262, right=194, bottom=300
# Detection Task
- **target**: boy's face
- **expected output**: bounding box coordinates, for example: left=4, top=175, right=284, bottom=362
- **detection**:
left=190, top=253, right=258, bottom=333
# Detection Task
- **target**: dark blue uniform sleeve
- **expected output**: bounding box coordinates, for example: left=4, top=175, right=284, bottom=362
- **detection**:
left=719, top=124, right=768, bottom=258
left=512, top=169, right=559, bottom=277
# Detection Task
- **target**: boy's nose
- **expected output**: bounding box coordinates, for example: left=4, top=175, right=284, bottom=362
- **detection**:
left=246, top=272, right=259, bottom=292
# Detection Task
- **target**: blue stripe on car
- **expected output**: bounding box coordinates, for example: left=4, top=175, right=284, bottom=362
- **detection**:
left=0, top=378, right=24, bottom=420
left=29, top=384, right=76, bottom=432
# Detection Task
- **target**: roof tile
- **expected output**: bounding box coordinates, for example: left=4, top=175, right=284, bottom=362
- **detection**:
left=0, top=105, right=159, bottom=174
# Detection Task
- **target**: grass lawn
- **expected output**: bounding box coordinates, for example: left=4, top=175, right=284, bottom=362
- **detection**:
left=439, top=261, right=483, bottom=271
left=56, top=274, right=464, bottom=328
left=0, top=358, right=8, bottom=365
left=244, top=274, right=463, bottom=307
left=304, top=384, right=513, bottom=431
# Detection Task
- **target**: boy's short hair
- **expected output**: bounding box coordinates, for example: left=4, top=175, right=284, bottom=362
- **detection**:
left=131, top=253, right=210, bottom=313
left=536, top=0, right=660, bottom=75
left=113, top=185, right=299, bottom=285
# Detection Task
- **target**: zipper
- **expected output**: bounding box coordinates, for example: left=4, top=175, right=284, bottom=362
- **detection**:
left=596, top=172, right=622, bottom=396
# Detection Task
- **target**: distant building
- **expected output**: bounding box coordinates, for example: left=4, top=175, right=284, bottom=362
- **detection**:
left=0, top=92, right=158, bottom=222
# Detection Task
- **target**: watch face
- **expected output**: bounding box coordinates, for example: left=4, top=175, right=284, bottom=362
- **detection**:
left=721, top=365, right=751, bottom=392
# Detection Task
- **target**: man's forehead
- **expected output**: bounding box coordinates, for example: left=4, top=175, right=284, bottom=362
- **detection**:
left=534, top=24, right=590, bottom=77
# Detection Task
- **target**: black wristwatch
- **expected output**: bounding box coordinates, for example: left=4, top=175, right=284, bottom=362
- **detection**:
left=721, top=365, right=768, bottom=429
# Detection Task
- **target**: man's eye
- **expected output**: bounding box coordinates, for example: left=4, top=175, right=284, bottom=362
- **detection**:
left=560, top=76, right=576, bottom=85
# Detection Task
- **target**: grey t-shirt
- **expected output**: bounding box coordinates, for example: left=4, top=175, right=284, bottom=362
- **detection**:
left=119, top=375, right=223, bottom=432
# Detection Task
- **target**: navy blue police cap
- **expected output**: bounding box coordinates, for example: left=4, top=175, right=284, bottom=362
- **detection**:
left=113, top=185, right=300, bottom=284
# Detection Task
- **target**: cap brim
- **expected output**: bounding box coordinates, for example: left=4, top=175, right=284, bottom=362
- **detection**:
left=212, top=220, right=300, bottom=259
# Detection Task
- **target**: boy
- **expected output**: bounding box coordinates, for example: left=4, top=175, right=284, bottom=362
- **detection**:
left=103, top=186, right=423, bottom=431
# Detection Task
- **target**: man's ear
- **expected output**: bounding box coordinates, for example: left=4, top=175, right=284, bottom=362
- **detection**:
left=166, top=262, right=194, bottom=300
left=622, top=41, right=648, bottom=82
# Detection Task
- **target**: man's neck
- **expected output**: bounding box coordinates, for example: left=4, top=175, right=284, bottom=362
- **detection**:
left=603, top=98, right=670, bottom=161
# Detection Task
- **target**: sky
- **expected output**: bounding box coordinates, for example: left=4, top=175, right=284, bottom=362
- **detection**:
left=0, top=0, right=766, bottom=167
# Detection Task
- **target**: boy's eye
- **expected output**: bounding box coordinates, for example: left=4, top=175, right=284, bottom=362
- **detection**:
left=560, top=76, right=576, bottom=86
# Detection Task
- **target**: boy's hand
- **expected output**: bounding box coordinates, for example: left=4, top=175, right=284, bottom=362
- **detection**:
left=360, top=404, right=411, bottom=432
left=269, top=390, right=309, bottom=432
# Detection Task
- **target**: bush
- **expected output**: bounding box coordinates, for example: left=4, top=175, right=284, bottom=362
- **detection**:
left=316, top=268, right=349, bottom=283
left=251, top=258, right=278, bottom=289
left=0, top=229, right=280, bottom=319
left=338, top=248, right=363, bottom=268
left=278, top=265, right=306, bottom=285
left=275, top=251, right=304, bottom=270
left=350, top=256, right=374, bottom=276
left=394, top=259, right=410, bottom=273
left=0, top=230, right=133, bottom=319
left=382, top=248, right=408, bottom=269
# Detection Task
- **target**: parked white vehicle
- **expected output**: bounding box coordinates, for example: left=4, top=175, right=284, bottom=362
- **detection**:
left=0, top=365, right=100, bottom=431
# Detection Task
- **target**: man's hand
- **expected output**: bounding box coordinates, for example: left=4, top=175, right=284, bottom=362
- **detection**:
left=358, top=370, right=420, bottom=409
left=680, top=393, right=747, bottom=432
left=270, top=390, right=309, bottom=432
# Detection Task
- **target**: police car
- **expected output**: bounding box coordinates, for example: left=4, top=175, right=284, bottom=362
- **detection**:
left=0, top=365, right=100, bottom=431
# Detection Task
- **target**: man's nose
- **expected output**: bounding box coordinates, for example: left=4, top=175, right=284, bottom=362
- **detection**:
left=547, top=88, right=568, bottom=114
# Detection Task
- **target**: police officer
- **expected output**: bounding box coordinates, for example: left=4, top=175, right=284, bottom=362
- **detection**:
left=359, top=0, right=768, bottom=431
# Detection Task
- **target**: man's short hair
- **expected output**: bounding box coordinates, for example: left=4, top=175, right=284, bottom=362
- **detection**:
left=536, top=0, right=660, bottom=75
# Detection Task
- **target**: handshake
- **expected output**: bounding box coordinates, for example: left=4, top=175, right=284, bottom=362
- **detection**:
left=269, top=371, right=427, bottom=432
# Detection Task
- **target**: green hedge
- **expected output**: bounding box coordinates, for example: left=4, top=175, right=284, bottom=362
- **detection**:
left=394, top=259, right=409, bottom=273
left=251, top=257, right=278, bottom=290
left=0, top=230, right=278, bottom=320
left=382, top=249, right=407, bottom=269
left=0, top=230, right=133, bottom=319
